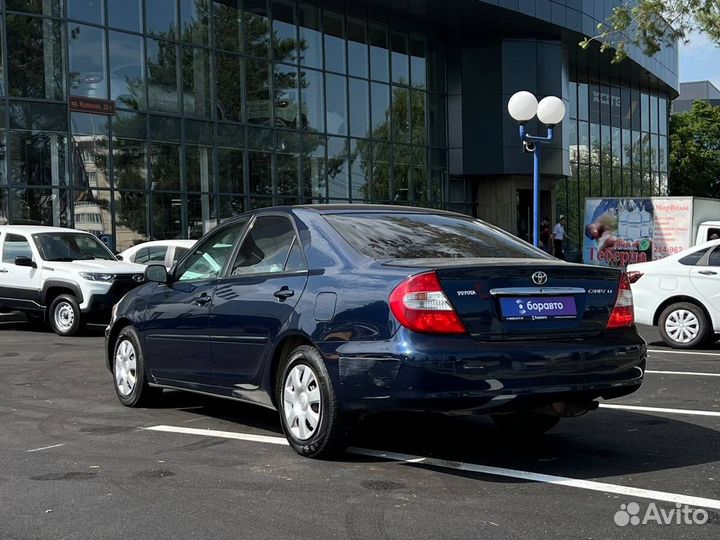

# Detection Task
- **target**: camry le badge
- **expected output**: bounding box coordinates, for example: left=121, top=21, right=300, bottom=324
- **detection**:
left=531, top=271, right=548, bottom=285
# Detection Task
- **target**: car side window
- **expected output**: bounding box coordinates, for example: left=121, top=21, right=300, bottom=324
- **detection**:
left=706, top=228, right=720, bottom=242
left=176, top=221, right=247, bottom=282
left=2, top=234, right=32, bottom=263
left=679, top=248, right=710, bottom=266
left=284, top=238, right=307, bottom=272
left=135, top=246, right=168, bottom=264
left=172, top=247, right=190, bottom=263
left=230, top=216, right=304, bottom=276
left=707, top=247, right=720, bottom=267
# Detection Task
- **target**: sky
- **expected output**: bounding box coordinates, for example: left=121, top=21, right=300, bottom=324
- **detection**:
left=679, top=31, right=720, bottom=89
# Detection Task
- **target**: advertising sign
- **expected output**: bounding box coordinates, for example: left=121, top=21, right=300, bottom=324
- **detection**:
left=582, top=198, right=694, bottom=267
left=651, top=197, right=694, bottom=259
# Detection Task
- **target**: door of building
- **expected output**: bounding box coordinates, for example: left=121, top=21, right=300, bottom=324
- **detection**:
left=516, top=189, right=552, bottom=245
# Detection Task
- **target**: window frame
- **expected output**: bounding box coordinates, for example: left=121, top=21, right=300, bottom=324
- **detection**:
left=679, top=246, right=712, bottom=267
left=32, top=232, right=116, bottom=261
left=173, top=217, right=250, bottom=282
left=220, top=211, right=308, bottom=280
left=134, top=244, right=169, bottom=264
left=703, top=245, right=720, bottom=267
left=171, top=246, right=191, bottom=265
left=1, top=233, right=34, bottom=264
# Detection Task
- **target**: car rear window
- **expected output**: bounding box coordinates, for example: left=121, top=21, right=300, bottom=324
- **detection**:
left=325, top=213, right=550, bottom=259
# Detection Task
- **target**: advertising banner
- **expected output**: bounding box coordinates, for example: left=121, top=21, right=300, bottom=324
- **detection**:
left=651, top=197, right=694, bottom=259
left=582, top=198, right=694, bottom=268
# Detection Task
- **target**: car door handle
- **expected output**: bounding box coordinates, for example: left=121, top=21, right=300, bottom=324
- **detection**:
left=273, top=287, right=295, bottom=300
left=698, top=270, right=718, bottom=276
left=0, top=268, right=7, bottom=273
left=194, top=294, right=212, bottom=306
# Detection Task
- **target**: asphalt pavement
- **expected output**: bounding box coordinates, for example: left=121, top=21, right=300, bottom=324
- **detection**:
left=0, top=318, right=718, bottom=539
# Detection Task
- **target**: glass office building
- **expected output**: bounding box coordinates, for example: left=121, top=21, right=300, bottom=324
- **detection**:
left=557, top=65, right=671, bottom=260
left=0, top=1, right=677, bottom=258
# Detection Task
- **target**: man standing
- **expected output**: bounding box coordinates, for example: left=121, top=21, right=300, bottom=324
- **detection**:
left=553, top=216, right=566, bottom=260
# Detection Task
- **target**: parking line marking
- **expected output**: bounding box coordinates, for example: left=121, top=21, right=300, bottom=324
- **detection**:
left=646, top=369, right=720, bottom=377
left=143, top=424, right=720, bottom=510
left=26, top=443, right=65, bottom=453
left=145, top=425, right=289, bottom=445
left=349, top=448, right=720, bottom=510
left=648, top=348, right=720, bottom=357
left=599, top=403, right=720, bottom=417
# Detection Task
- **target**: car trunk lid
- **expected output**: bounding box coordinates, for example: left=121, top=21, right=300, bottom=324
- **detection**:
left=383, top=258, right=623, bottom=339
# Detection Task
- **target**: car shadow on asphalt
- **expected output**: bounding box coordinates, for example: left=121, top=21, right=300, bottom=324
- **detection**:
left=0, top=318, right=107, bottom=337
left=151, top=389, right=720, bottom=482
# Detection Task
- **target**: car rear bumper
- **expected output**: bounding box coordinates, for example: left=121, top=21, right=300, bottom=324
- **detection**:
left=317, top=327, right=646, bottom=413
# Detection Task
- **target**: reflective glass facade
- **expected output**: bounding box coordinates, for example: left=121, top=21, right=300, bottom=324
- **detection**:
left=0, top=0, right=447, bottom=250
left=0, top=0, right=677, bottom=252
left=557, top=71, right=670, bottom=262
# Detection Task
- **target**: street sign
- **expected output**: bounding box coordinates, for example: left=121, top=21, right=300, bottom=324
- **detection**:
left=69, top=96, right=116, bottom=116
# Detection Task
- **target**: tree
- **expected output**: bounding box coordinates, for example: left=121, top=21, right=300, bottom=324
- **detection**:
left=580, top=1, right=720, bottom=63
left=668, top=100, right=720, bottom=196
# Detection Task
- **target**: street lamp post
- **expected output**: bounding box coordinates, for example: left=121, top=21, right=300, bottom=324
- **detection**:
left=507, top=91, right=566, bottom=248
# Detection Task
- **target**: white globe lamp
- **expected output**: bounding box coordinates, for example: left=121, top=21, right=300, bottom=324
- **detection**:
left=536, top=96, right=566, bottom=126
left=507, top=91, right=538, bottom=123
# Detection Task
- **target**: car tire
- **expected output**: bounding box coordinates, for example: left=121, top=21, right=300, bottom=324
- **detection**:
left=112, top=326, right=162, bottom=407
left=277, top=345, right=351, bottom=459
left=48, top=294, right=84, bottom=336
left=491, top=411, right=561, bottom=436
left=658, top=302, right=710, bottom=349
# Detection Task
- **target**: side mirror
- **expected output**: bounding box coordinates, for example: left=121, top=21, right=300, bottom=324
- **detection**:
left=116, top=255, right=124, bottom=261
left=15, top=256, right=37, bottom=268
left=145, top=263, right=169, bottom=284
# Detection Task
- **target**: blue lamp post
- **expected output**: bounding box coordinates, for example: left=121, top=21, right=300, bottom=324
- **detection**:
left=507, top=91, right=566, bottom=247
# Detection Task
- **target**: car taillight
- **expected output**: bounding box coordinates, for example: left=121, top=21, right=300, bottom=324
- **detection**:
left=389, top=271, right=466, bottom=334
left=607, top=272, right=634, bottom=328
left=626, top=271, right=644, bottom=284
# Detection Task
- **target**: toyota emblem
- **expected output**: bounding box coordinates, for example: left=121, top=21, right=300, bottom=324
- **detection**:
left=531, top=271, right=548, bottom=285
left=132, top=274, right=145, bottom=283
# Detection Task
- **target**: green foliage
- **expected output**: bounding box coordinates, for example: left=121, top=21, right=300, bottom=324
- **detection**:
left=668, top=100, right=720, bottom=196
left=579, top=0, right=720, bottom=63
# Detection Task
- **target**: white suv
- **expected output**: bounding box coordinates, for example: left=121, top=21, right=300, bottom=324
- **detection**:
left=0, top=226, right=147, bottom=336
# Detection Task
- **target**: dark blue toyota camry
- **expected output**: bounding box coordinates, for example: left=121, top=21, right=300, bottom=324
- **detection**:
left=106, top=205, right=645, bottom=458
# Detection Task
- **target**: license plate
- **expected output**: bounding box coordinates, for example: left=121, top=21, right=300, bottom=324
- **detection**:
left=499, top=296, right=577, bottom=321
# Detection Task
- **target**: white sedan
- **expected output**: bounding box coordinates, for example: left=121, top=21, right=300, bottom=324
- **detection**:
left=118, top=240, right=196, bottom=270
left=628, top=240, right=720, bottom=348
